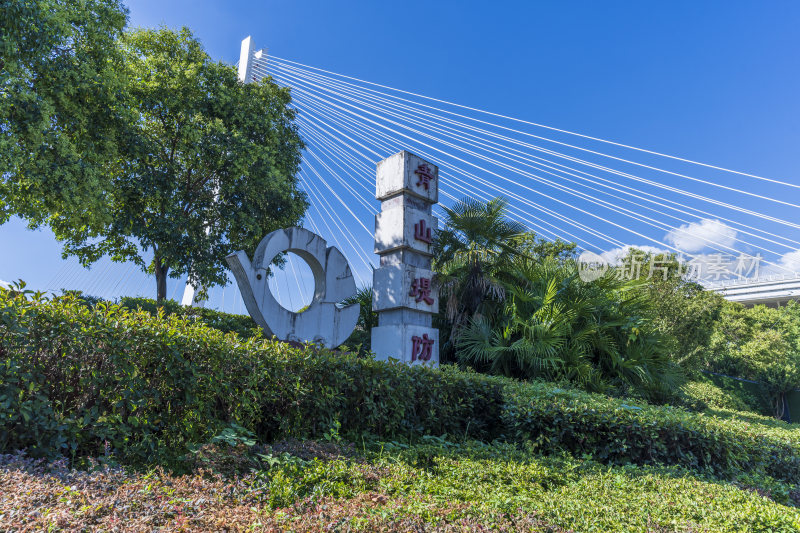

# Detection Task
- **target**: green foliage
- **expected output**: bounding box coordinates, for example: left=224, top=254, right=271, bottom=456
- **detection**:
left=6, top=440, right=797, bottom=531
left=0, top=0, right=128, bottom=227
left=512, top=231, right=578, bottom=262
left=652, top=281, right=725, bottom=365
left=457, top=257, right=680, bottom=402
left=2, top=289, right=799, bottom=486
left=432, top=197, right=528, bottom=358
left=638, top=254, right=726, bottom=367
left=499, top=380, right=800, bottom=482
left=243, top=440, right=800, bottom=530
left=433, top=199, right=678, bottom=401
left=433, top=197, right=583, bottom=362
left=707, top=301, right=800, bottom=419
left=118, top=296, right=260, bottom=339
left=607, top=248, right=726, bottom=369
left=51, top=27, right=307, bottom=301
left=680, top=379, right=762, bottom=413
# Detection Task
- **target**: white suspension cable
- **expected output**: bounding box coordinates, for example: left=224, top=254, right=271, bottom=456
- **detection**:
left=271, top=64, right=800, bottom=235
left=267, top=56, right=800, bottom=192
left=271, top=63, right=800, bottom=249
left=288, top=87, right=720, bottom=258
left=302, top=129, right=378, bottom=214
left=294, top=93, right=624, bottom=250
left=294, top=94, right=623, bottom=251
left=289, top=85, right=794, bottom=271
left=281, top=70, right=800, bottom=258
left=301, top=165, right=375, bottom=275
left=304, top=148, right=375, bottom=238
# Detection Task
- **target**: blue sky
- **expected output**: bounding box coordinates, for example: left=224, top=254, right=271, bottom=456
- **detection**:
left=2, top=1, right=799, bottom=311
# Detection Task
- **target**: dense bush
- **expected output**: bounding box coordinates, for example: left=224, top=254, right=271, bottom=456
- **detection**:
left=61, top=292, right=260, bottom=338
left=705, top=301, right=800, bottom=419
left=458, top=258, right=680, bottom=402
left=1, top=290, right=799, bottom=484
left=434, top=199, right=678, bottom=401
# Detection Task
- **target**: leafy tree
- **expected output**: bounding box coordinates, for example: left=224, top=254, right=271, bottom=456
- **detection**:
left=708, top=301, right=800, bottom=419
left=0, top=0, right=128, bottom=227
left=433, top=197, right=579, bottom=361
left=433, top=200, right=679, bottom=399
left=618, top=249, right=725, bottom=368
left=514, top=232, right=577, bottom=263
left=53, top=28, right=307, bottom=300
left=432, top=198, right=526, bottom=358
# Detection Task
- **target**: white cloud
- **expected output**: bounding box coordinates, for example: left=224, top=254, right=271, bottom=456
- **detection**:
left=766, top=249, right=800, bottom=276
left=664, top=219, right=737, bottom=253
left=779, top=250, right=800, bottom=272
left=0, top=280, right=9, bottom=290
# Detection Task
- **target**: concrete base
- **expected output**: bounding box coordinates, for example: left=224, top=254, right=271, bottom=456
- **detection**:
left=371, top=325, right=439, bottom=366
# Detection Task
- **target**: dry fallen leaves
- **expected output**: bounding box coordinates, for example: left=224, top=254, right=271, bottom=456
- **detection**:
left=0, top=452, right=563, bottom=532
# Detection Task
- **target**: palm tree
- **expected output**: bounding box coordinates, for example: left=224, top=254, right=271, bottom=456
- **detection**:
left=340, top=285, right=377, bottom=353
left=433, top=198, right=527, bottom=348
left=458, top=257, right=682, bottom=400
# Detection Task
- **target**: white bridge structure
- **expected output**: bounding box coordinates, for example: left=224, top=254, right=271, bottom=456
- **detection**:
left=704, top=274, right=800, bottom=307
left=40, top=36, right=800, bottom=312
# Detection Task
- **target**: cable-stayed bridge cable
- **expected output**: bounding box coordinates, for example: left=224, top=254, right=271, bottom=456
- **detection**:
left=266, top=56, right=800, bottom=192
left=269, top=63, right=800, bottom=233
left=269, top=63, right=800, bottom=249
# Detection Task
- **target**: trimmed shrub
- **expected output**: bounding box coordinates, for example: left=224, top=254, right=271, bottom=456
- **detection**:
left=1, top=291, right=799, bottom=483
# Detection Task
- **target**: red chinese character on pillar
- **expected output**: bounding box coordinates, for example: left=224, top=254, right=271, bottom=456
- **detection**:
left=414, top=219, right=432, bottom=244
left=414, top=163, right=435, bottom=190
left=411, top=333, right=434, bottom=362
left=409, top=277, right=434, bottom=304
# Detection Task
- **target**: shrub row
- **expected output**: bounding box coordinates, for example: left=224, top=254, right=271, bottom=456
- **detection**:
left=1, top=292, right=799, bottom=482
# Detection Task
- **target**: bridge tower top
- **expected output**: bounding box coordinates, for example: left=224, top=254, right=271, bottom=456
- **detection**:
left=238, top=36, right=255, bottom=83
left=237, top=36, right=265, bottom=84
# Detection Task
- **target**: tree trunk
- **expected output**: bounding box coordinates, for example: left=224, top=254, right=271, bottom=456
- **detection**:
left=776, top=392, right=787, bottom=421
left=154, top=256, right=168, bottom=302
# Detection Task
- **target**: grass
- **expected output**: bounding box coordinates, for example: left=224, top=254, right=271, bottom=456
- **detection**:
left=2, top=439, right=799, bottom=532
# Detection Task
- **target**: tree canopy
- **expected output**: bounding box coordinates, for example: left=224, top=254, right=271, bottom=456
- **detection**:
left=52, top=27, right=307, bottom=300
left=0, top=0, right=128, bottom=227
left=706, top=301, right=800, bottom=419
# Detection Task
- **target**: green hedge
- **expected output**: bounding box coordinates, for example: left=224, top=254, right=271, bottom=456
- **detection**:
left=1, top=291, right=799, bottom=483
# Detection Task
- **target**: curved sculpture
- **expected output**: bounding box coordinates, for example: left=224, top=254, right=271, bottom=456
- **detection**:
left=226, top=227, right=359, bottom=348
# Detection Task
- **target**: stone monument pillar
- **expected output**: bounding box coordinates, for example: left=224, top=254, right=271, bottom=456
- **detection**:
left=371, top=151, right=439, bottom=365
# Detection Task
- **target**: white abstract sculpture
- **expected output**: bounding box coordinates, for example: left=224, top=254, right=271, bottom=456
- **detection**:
left=226, top=227, right=359, bottom=348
